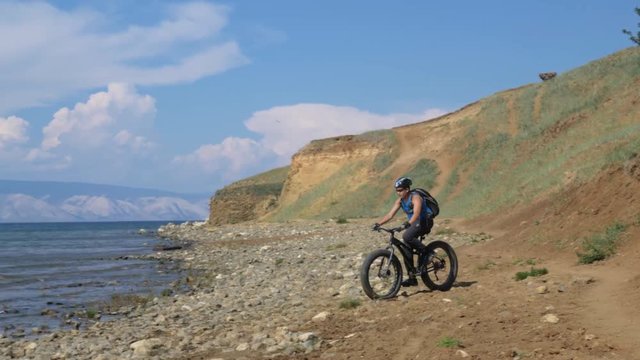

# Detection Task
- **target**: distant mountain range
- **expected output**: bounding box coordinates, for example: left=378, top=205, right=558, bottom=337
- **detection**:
left=0, top=180, right=209, bottom=222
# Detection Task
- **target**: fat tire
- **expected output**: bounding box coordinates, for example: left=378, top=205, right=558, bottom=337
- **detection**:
left=360, top=249, right=402, bottom=299
left=421, top=240, right=458, bottom=291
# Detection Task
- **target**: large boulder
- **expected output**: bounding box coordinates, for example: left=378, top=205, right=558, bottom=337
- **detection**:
left=539, top=72, right=557, bottom=81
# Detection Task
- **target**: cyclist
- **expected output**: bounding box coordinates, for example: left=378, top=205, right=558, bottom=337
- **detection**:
left=373, top=177, right=434, bottom=287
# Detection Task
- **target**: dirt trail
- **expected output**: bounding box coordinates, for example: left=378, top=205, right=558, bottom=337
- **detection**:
left=296, top=222, right=640, bottom=360
left=580, top=265, right=640, bottom=351
left=574, top=232, right=640, bottom=356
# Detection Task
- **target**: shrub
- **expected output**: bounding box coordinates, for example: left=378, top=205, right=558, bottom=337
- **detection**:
left=275, top=258, right=285, bottom=266
left=622, top=7, right=640, bottom=45
left=336, top=216, right=349, bottom=224
left=437, top=336, right=462, bottom=348
left=339, top=298, right=361, bottom=309
left=515, top=267, right=548, bottom=281
left=577, top=222, right=627, bottom=264
left=86, top=309, right=98, bottom=319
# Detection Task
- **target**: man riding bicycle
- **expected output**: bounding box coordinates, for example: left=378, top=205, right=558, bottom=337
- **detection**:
left=373, top=177, right=434, bottom=287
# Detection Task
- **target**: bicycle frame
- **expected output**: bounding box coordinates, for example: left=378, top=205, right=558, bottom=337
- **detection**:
left=381, top=227, right=421, bottom=275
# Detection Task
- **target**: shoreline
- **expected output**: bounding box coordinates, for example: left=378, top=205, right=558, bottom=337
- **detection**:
left=0, top=224, right=188, bottom=342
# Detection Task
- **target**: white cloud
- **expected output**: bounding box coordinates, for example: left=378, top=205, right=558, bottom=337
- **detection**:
left=0, top=1, right=248, bottom=115
left=24, top=148, right=72, bottom=171
left=173, top=137, right=271, bottom=175
left=113, top=130, right=154, bottom=152
left=41, top=83, right=156, bottom=151
left=0, top=116, right=29, bottom=148
left=245, top=103, right=447, bottom=163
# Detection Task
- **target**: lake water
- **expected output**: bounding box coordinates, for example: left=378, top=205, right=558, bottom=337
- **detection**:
left=0, top=221, right=182, bottom=336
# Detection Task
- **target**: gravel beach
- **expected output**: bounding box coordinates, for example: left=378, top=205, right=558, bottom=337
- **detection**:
left=1, top=219, right=485, bottom=359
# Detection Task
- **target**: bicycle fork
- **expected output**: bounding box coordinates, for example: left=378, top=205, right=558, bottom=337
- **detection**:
left=379, top=245, right=395, bottom=276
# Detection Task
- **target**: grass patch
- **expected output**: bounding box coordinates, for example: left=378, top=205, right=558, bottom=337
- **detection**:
left=437, top=336, right=462, bottom=348
left=275, top=258, right=285, bottom=266
left=335, top=216, right=349, bottom=224
left=101, top=293, right=151, bottom=312
left=314, top=169, right=397, bottom=220
left=372, top=152, right=396, bottom=173
left=513, top=258, right=538, bottom=266
left=435, top=227, right=456, bottom=235
left=515, top=267, right=549, bottom=281
left=405, top=158, right=440, bottom=190
left=339, top=298, right=361, bottom=309
left=326, top=243, right=347, bottom=251
left=577, top=222, right=628, bottom=264
left=86, top=308, right=98, bottom=319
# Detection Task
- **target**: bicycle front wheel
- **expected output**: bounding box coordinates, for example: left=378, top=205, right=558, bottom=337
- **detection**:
left=420, top=240, right=458, bottom=291
left=360, top=249, right=402, bottom=299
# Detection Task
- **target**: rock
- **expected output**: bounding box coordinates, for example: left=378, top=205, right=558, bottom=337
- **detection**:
left=456, top=349, right=470, bottom=357
left=536, top=285, right=548, bottom=294
left=41, top=308, right=57, bottom=316
left=24, top=342, right=38, bottom=353
left=130, top=338, right=163, bottom=357
left=153, top=245, right=183, bottom=251
left=236, top=342, right=249, bottom=351
left=298, top=332, right=316, bottom=342
left=539, top=72, right=557, bottom=81
left=571, top=276, right=595, bottom=285
left=312, top=311, right=330, bottom=322
left=542, top=314, right=559, bottom=324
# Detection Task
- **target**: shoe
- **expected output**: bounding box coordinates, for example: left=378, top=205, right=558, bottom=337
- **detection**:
left=401, top=277, right=418, bottom=287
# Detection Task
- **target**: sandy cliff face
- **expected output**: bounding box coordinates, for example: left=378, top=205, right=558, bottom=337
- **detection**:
left=278, top=136, right=386, bottom=208
left=208, top=167, right=288, bottom=225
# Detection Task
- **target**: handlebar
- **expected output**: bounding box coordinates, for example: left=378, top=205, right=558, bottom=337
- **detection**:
left=373, top=226, right=404, bottom=234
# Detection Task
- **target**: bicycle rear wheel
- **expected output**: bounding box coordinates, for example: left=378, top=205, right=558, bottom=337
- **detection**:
left=420, top=240, right=458, bottom=291
left=360, top=249, right=402, bottom=299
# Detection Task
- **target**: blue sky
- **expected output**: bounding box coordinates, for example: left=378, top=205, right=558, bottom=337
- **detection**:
left=0, top=0, right=637, bottom=193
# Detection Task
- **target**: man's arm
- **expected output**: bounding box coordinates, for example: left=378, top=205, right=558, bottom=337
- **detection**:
left=376, top=199, right=401, bottom=225
left=408, top=193, right=422, bottom=225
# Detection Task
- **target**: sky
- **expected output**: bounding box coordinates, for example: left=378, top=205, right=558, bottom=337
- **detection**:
left=0, top=0, right=637, bottom=193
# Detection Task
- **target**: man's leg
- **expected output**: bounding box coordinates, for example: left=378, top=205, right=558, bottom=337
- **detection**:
left=403, top=219, right=429, bottom=254
left=401, top=221, right=429, bottom=286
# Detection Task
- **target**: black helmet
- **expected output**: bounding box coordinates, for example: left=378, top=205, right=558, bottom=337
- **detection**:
left=394, top=177, right=412, bottom=189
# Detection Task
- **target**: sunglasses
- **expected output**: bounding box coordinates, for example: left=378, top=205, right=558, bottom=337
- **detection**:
left=395, top=188, right=407, bottom=193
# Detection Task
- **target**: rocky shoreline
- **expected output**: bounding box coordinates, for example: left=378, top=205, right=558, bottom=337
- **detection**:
left=1, top=219, right=489, bottom=359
